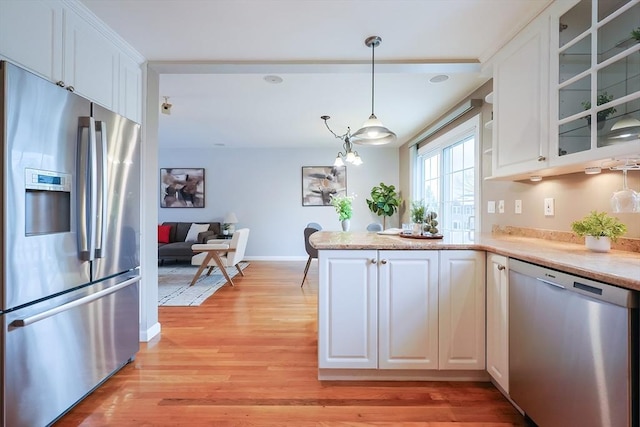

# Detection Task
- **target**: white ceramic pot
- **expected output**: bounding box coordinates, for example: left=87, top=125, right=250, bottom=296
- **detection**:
left=341, top=219, right=350, bottom=232
left=585, top=236, right=611, bottom=252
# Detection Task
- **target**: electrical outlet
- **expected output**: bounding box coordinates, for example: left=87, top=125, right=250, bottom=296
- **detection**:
left=544, top=198, right=555, bottom=216
left=488, top=201, right=496, bottom=213
left=515, top=199, right=522, bottom=214
left=498, top=200, right=505, bottom=213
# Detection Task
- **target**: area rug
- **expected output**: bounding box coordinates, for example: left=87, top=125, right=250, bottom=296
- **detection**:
left=157, top=262, right=249, bottom=306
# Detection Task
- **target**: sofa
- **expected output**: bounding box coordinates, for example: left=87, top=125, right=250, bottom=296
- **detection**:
left=158, top=222, right=221, bottom=264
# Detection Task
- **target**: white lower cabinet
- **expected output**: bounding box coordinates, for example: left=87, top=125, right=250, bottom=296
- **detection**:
left=439, top=251, right=486, bottom=370
left=318, top=249, right=485, bottom=373
left=486, top=253, right=509, bottom=393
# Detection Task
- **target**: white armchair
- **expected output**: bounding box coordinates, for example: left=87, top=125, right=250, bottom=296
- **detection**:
left=190, top=228, right=250, bottom=286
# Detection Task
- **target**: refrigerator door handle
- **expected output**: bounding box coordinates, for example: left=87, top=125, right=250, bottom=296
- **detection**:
left=10, top=275, right=141, bottom=327
left=94, top=120, right=108, bottom=258
left=77, top=116, right=98, bottom=261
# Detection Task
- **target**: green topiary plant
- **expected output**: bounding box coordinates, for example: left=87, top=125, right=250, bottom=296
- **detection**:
left=570, top=210, right=627, bottom=241
left=581, top=92, right=617, bottom=123
left=632, top=27, right=640, bottom=42
left=410, top=200, right=426, bottom=223
left=330, top=194, right=353, bottom=221
left=366, top=183, right=401, bottom=229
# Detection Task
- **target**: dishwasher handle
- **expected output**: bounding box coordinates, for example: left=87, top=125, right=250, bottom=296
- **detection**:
left=536, top=277, right=566, bottom=290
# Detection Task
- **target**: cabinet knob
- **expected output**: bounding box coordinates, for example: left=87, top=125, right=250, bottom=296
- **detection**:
left=370, top=259, right=377, bottom=264
left=497, top=264, right=506, bottom=271
left=380, top=259, right=387, bottom=264
left=66, top=85, right=75, bottom=92
left=537, top=155, right=546, bottom=162
left=56, top=81, right=65, bottom=87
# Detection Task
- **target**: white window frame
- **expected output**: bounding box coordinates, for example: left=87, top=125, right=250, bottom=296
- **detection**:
left=414, top=115, right=482, bottom=237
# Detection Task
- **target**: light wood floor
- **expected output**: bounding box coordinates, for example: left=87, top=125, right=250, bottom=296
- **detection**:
left=56, top=261, right=525, bottom=426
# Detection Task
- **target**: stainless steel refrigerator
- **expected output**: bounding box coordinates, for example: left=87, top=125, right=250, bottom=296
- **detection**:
left=0, top=61, right=141, bottom=426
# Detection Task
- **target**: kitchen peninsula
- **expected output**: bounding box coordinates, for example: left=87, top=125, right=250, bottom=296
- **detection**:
left=310, top=230, right=639, bottom=380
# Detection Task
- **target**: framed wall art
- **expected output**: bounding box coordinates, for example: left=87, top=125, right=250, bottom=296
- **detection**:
left=301, top=166, right=346, bottom=206
left=160, top=168, right=205, bottom=208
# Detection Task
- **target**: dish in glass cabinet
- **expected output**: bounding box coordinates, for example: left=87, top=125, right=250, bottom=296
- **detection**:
left=399, top=233, right=443, bottom=239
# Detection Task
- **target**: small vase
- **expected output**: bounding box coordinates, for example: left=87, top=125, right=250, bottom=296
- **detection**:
left=341, top=219, right=350, bottom=232
left=585, top=236, right=611, bottom=252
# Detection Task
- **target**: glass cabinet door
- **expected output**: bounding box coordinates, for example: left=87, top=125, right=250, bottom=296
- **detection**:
left=557, top=0, right=640, bottom=157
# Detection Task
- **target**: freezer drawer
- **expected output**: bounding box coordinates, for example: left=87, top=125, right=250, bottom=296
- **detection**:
left=1, top=276, right=139, bottom=427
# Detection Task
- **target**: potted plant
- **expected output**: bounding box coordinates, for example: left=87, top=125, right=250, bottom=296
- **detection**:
left=581, top=92, right=617, bottom=129
left=366, top=183, right=401, bottom=230
left=570, top=210, right=627, bottom=252
left=632, top=27, right=640, bottom=43
left=330, top=193, right=354, bottom=231
left=410, top=200, right=426, bottom=234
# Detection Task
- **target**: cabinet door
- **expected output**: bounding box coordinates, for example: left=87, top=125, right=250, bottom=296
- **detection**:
left=439, top=250, right=486, bottom=370
left=493, top=15, right=550, bottom=178
left=119, top=53, right=142, bottom=123
left=0, top=0, right=63, bottom=81
left=63, top=8, right=119, bottom=109
left=378, top=251, right=439, bottom=370
left=318, top=250, right=378, bottom=369
left=486, top=254, right=509, bottom=392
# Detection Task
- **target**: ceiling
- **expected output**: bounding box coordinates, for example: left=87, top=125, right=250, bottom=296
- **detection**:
left=80, top=0, right=553, bottom=150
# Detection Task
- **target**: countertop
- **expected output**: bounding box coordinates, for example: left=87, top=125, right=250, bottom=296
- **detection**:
left=310, top=231, right=640, bottom=291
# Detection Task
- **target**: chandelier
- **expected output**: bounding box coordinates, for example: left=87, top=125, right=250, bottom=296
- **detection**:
left=321, top=115, right=362, bottom=167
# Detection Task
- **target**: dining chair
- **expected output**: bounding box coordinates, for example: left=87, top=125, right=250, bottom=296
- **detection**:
left=301, top=224, right=321, bottom=287
left=366, top=222, right=383, bottom=232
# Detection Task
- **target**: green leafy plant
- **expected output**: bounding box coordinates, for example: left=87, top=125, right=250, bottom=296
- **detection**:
left=410, top=200, right=426, bottom=223
left=366, top=183, right=401, bottom=229
left=581, top=92, right=617, bottom=122
left=632, top=27, right=640, bottom=42
left=570, top=210, right=627, bottom=241
left=330, top=193, right=353, bottom=221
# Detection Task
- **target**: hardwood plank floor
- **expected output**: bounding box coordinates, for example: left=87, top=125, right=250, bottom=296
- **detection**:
left=56, top=261, right=525, bottom=426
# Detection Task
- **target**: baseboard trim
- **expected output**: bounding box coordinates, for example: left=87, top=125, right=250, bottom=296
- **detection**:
left=139, top=322, right=161, bottom=342
left=243, top=256, right=309, bottom=261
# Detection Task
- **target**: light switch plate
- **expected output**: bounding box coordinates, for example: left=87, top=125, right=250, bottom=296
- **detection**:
left=488, top=201, right=496, bottom=213
left=498, top=200, right=505, bottom=213
left=544, top=198, right=555, bottom=216
left=515, top=199, right=522, bottom=214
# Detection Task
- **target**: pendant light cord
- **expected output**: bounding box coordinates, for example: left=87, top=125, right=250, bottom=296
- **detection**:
left=370, top=42, right=375, bottom=116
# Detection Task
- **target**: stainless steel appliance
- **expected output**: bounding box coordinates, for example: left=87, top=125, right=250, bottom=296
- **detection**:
left=0, top=61, right=141, bottom=426
left=509, top=258, right=638, bottom=427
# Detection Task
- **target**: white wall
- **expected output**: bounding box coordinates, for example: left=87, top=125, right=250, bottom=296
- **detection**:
left=158, top=146, right=400, bottom=259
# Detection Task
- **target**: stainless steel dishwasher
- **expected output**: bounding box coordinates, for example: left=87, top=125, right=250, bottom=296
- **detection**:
left=509, top=258, right=638, bottom=427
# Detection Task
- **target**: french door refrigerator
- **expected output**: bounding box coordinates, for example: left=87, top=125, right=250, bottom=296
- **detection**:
left=0, top=61, right=141, bottom=426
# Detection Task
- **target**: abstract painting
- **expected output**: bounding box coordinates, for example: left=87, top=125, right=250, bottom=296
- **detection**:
left=301, top=166, right=346, bottom=206
left=160, top=168, right=205, bottom=208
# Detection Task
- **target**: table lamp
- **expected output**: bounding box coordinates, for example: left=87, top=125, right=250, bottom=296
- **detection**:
left=223, top=212, right=238, bottom=234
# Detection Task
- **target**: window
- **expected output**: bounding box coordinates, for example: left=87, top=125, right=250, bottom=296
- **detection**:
left=414, top=116, right=480, bottom=242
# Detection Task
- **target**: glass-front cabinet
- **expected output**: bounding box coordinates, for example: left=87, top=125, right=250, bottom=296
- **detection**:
left=554, top=0, right=640, bottom=163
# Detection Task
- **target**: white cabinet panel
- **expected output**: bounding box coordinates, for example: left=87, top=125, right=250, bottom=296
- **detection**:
left=318, top=250, right=378, bottom=369
left=492, top=15, right=550, bottom=178
left=63, top=8, right=118, bottom=110
left=439, top=250, right=486, bottom=370
left=378, top=251, right=438, bottom=370
left=486, top=253, right=509, bottom=393
left=0, top=0, right=63, bottom=81
left=119, top=54, right=142, bottom=123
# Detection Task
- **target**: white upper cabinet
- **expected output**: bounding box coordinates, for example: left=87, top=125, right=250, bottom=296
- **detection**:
left=63, top=7, right=119, bottom=111
left=0, top=0, right=64, bottom=81
left=0, top=0, right=143, bottom=122
left=492, top=13, right=551, bottom=178
left=551, top=0, right=640, bottom=167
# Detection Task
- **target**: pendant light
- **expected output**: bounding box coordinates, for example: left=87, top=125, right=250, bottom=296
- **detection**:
left=608, top=54, right=640, bottom=141
left=351, top=36, right=397, bottom=146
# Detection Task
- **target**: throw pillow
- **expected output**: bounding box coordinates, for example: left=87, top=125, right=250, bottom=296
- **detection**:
left=184, top=223, right=210, bottom=242
left=158, top=225, right=171, bottom=243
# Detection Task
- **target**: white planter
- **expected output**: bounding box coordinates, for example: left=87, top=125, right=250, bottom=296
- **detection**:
left=341, top=219, right=350, bottom=232
left=585, top=236, right=611, bottom=253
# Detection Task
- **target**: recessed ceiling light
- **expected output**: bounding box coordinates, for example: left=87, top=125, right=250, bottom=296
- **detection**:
left=264, top=75, right=283, bottom=84
left=429, top=74, right=449, bottom=84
